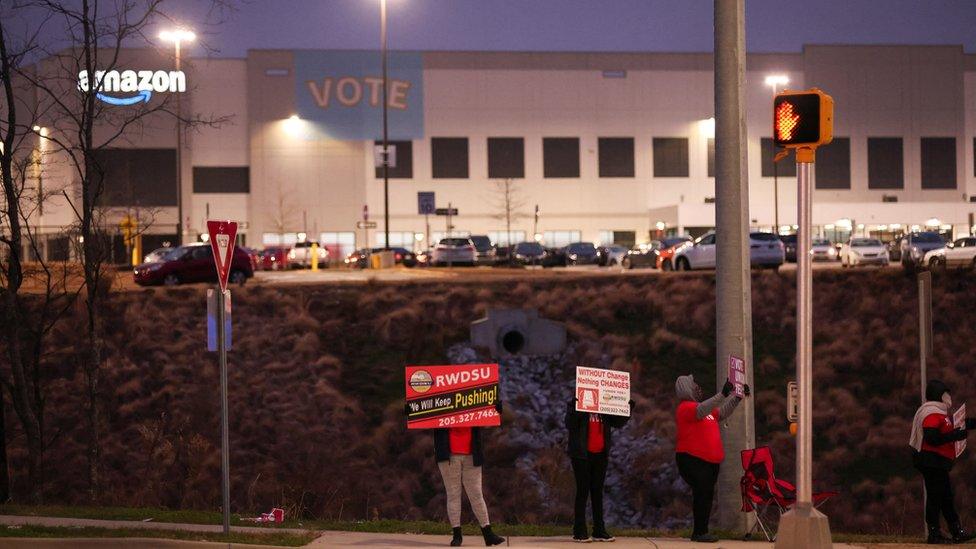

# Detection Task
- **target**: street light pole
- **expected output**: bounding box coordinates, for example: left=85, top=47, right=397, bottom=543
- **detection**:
left=765, top=75, right=789, bottom=234
left=381, top=0, right=390, bottom=251
left=161, top=29, right=195, bottom=245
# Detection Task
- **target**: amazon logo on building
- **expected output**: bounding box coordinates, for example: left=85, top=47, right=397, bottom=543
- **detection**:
left=77, top=69, right=186, bottom=106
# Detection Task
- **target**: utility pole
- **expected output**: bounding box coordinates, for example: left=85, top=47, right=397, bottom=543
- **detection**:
left=380, top=0, right=391, bottom=252
left=713, top=0, right=755, bottom=533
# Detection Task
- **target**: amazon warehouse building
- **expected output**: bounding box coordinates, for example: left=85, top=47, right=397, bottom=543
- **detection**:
left=14, top=44, right=976, bottom=261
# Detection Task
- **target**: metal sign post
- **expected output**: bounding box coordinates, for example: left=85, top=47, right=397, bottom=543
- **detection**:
left=918, top=271, right=932, bottom=403
left=206, top=220, right=237, bottom=535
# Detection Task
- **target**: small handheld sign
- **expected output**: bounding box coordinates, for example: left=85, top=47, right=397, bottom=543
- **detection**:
left=728, top=355, right=746, bottom=398
left=207, top=220, right=238, bottom=292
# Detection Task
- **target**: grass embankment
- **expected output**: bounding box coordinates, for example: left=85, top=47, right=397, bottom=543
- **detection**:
left=0, top=504, right=927, bottom=545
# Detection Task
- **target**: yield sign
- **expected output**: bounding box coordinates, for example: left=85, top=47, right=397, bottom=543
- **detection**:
left=207, top=220, right=238, bottom=291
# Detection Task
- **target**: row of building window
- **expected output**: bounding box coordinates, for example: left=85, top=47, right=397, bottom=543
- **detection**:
left=377, top=136, right=974, bottom=190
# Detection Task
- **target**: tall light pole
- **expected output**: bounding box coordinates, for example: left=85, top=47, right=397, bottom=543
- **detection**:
left=160, top=28, right=195, bottom=245
left=765, top=74, right=788, bottom=234
left=380, top=0, right=391, bottom=251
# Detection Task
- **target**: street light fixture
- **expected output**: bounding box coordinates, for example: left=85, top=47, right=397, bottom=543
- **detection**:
left=159, top=28, right=195, bottom=245
left=765, top=74, right=789, bottom=234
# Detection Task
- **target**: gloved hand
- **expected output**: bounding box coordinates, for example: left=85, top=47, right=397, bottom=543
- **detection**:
left=495, top=400, right=503, bottom=414
left=743, top=384, right=751, bottom=397
left=966, top=418, right=976, bottom=430
left=628, top=399, right=635, bottom=409
left=404, top=402, right=412, bottom=416
left=722, top=379, right=734, bottom=397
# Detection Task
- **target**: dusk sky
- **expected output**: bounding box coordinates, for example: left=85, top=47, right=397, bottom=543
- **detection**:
left=161, top=0, right=976, bottom=58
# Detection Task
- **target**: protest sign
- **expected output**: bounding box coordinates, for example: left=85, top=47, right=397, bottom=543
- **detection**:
left=405, top=364, right=501, bottom=429
left=729, top=355, right=746, bottom=398
left=955, top=403, right=967, bottom=458
left=575, top=366, right=630, bottom=417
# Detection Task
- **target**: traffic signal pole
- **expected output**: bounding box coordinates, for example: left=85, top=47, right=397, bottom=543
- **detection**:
left=712, top=0, right=756, bottom=533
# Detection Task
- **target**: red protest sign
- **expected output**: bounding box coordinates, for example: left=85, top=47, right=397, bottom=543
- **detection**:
left=207, top=220, right=238, bottom=292
left=405, top=364, right=501, bottom=429
left=729, top=355, right=746, bottom=398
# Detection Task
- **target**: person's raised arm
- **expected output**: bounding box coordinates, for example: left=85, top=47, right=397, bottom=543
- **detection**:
left=717, top=384, right=750, bottom=420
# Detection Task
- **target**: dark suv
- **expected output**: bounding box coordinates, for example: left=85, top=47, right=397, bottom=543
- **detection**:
left=898, top=232, right=946, bottom=268
left=134, top=243, right=254, bottom=286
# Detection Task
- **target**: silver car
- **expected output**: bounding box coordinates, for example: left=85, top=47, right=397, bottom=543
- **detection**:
left=431, top=238, right=476, bottom=266
left=840, top=238, right=889, bottom=267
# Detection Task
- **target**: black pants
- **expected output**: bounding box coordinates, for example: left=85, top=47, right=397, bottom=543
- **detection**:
left=571, top=452, right=608, bottom=536
left=676, top=452, right=720, bottom=536
left=918, top=465, right=960, bottom=530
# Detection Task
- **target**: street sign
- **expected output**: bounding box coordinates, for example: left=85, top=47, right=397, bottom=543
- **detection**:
left=356, top=221, right=378, bottom=229
left=207, top=220, right=238, bottom=292
left=418, top=192, right=435, bottom=215
left=373, top=144, right=397, bottom=168
left=787, top=381, right=798, bottom=422
left=773, top=89, right=834, bottom=149
left=363, top=204, right=369, bottom=222
left=435, top=207, right=459, bottom=216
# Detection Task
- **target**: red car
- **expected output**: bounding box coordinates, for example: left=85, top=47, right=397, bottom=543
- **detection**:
left=259, top=246, right=291, bottom=270
left=134, top=243, right=254, bottom=286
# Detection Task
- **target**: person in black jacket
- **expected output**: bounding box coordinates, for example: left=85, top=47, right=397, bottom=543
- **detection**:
left=909, top=379, right=976, bottom=544
left=431, top=401, right=505, bottom=547
left=564, top=397, right=634, bottom=542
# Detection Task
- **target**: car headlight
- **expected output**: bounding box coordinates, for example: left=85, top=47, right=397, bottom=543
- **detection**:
left=827, top=248, right=836, bottom=256
left=569, top=254, right=578, bottom=260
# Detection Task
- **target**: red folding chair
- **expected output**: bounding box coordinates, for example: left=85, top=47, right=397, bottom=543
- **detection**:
left=739, top=446, right=838, bottom=542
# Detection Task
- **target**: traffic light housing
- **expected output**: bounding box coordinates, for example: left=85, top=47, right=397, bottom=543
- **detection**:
left=773, top=89, right=834, bottom=149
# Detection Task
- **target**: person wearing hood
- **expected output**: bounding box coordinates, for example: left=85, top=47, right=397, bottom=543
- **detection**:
left=674, top=374, right=749, bottom=543
left=909, top=379, right=976, bottom=544
left=565, top=396, right=635, bottom=542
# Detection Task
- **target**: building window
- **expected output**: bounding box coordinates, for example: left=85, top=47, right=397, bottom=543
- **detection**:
left=92, top=148, right=177, bottom=206
left=653, top=137, right=689, bottom=177
left=487, top=231, right=525, bottom=247
left=431, top=137, right=468, bottom=179
left=707, top=138, right=715, bottom=178
left=263, top=232, right=300, bottom=246
left=920, top=137, right=956, bottom=189
left=376, top=231, right=417, bottom=248
left=815, top=137, right=851, bottom=189
left=542, top=138, right=580, bottom=178
left=431, top=231, right=472, bottom=243
left=374, top=140, right=413, bottom=179
left=760, top=138, right=796, bottom=177
left=193, top=167, right=250, bottom=193
left=598, top=137, right=634, bottom=178
left=867, top=137, right=904, bottom=189
left=487, top=138, right=525, bottom=179
left=543, top=230, right=581, bottom=247
left=598, top=230, right=636, bottom=248
left=319, top=231, right=356, bottom=258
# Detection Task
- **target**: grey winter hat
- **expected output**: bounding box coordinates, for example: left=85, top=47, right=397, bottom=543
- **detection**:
left=675, top=375, right=698, bottom=402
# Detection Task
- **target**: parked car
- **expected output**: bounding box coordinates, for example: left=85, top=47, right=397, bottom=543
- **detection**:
left=811, top=238, right=838, bottom=261
left=288, top=240, right=329, bottom=268
left=511, top=241, right=547, bottom=266
left=781, top=234, right=798, bottom=262
left=469, top=235, right=497, bottom=265
left=345, top=247, right=418, bottom=268
left=143, top=246, right=176, bottom=264
left=672, top=232, right=784, bottom=271
left=559, top=241, right=599, bottom=266
left=839, top=237, right=889, bottom=267
left=597, top=245, right=629, bottom=267
left=654, top=236, right=694, bottom=271
left=134, top=243, right=254, bottom=286
left=260, top=246, right=291, bottom=270
left=898, top=232, right=945, bottom=268
left=923, top=237, right=976, bottom=270
left=431, top=238, right=476, bottom=266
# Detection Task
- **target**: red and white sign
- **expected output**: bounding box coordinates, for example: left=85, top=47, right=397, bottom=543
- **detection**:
left=955, top=403, right=967, bottom=458
left=207, top=220, right=238, bottom=291
left=729, top=355, right=746, bottom=398
left=575, top=366, right=630, bottom=417
left=405, top=364, right=501, bottom=429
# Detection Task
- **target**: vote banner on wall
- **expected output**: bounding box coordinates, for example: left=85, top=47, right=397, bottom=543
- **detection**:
left=575, top=366, right=631, bottom=417
left=405, top=364, right=501, bottom=429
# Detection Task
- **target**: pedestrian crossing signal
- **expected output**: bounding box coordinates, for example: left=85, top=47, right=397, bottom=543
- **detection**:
left=773, top=89, right=833, bottom=149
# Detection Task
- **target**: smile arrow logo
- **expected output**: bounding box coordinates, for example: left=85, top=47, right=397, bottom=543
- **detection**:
left=96, top=89, right=152, bottom=106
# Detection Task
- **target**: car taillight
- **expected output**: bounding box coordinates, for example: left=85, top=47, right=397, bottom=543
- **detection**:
left=395, top=253, right=402, bottom=260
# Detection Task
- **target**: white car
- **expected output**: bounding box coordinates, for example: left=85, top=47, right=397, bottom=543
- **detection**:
left=672, top=231, right=784, bottom=271
left=431, top=238, right=476, bottom=266
left=811, top=238, right=838, bottom=262
left=923, top=236, right=976, bottom=270
left=288, top=240, right=329, bottom=268
left=839, top=238, right=889, bottom=267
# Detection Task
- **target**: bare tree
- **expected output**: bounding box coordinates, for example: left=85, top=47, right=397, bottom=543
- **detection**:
left=267, top=180, right=299, bottom=244
left=490, top=178, right=527, bottom=255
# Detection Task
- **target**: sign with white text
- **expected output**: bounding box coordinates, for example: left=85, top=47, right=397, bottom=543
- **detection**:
left=78, top=69, right=186, bottom=106
left=575, top=366, right=630, bottom=417
left=405, top=364, right=501, bottom=429
left=955, top=403, right=967, bottom=458
left=729, top=355, right=746, bottom=398
left=207, top=220, right=238, bottom=292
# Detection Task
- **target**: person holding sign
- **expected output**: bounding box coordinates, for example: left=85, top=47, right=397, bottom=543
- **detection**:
left=908, top=380, right=976, bottom=544
left=673, top=375, right=749, bottom=543
left=565, top=387, right=634, bottom=542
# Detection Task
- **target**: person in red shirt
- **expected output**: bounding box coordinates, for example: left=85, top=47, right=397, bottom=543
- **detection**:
left=674, top=374, right=749, bottom=543
left=909, top=380, right=976, bottom=544
left=565, top=397, right=634, bottom=543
